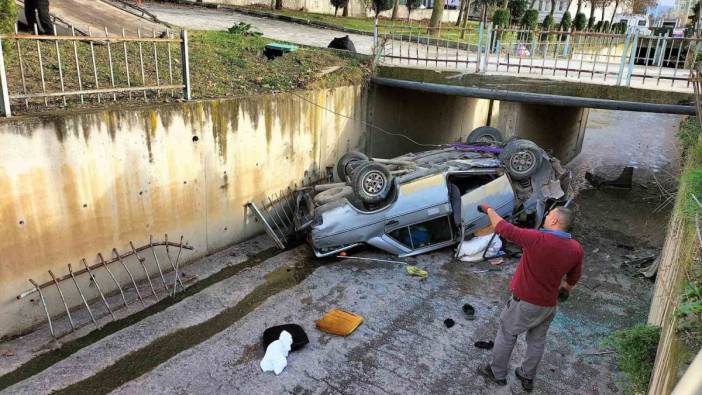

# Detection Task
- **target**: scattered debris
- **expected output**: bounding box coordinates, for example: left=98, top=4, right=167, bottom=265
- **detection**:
left=640, top=257, right=661, bottom=278
left=262, top=324, right=309, bottom=352
left=457, top=233, right=503, bottom=262
left=1, top=350, right=15, bottom=357
left=444, top=318, right=455, bottom=328
left=463, top=303, right=476, bottom=320
left=488, top=257, right=504, bottom=266
left=585, top=167, right=633, bottom=189
left=260, top=330, right=292, bottom=375
left=475, top=340, right=495, bottom=350
left=316, top=66, right=341, bottom=78
left=406, top=265, right=428, bottom=279
left=315, top=308, right=363, bottom=336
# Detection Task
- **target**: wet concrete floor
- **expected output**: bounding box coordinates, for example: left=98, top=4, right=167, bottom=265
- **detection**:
left=0, top=109, right=682, bottom=394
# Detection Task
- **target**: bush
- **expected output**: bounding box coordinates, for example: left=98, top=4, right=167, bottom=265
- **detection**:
left=611, top=21, right=627, bottom=34
left=560, top=11, right=572, bottom=31
left=574, top=12, right=587, bottom=31
left=228, top=23, right=262, bottom=37
left=595, top=20, right=604, bottom=31
left=522, top=9, right=539, bottom=29
left=0, top=0, right=17, bottom=35
left=603, top=20, right=610, bottom=32
left=542, top=14, right=554, bottom=30
left=508, top=0, right=528, bottom=25
left=604, top=324, right=661, bottom=394
left=588, top=16, right=596, bottom=30
left=492, top=9, right=511, bottom=28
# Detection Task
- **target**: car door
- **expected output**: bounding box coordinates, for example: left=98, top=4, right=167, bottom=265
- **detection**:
left=460, top=174, right=516, bottom=233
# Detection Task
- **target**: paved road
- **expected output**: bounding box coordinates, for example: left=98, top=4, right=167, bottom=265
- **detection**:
left=142, top=2, right=375, bottom=53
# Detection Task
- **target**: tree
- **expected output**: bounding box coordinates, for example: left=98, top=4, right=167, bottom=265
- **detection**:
left=509, top=0, right=528, bottom=24
left=343, top=4, right=349, bottom=16
left=624, top=0, right=656, bottom=14
left=493, top=8, right=511, bottom=26
left=573, top=12, right=587, bottom=30
left=689, top=1, right=700, bottom=28
left=609, top=0, right=620, bottom=23
left=549, top=0, right=556, bottom=16
left=587, top=0, right=597, bottom=29
left=372, top=0, right=394, bottom=16
left=275, top=0, right=283, bottom=10
left=522, top=8, right=539, bottom=28
left=429, top=0, right=445, bottom=32
left=599, top=0, right=612, bottom=22
left=331, top=0, right=349, bottom=16
left=560, top=10, right=572, bottom=30
left=542, top=13, right=554, bottom=29
left=391, top=0, right=400, bottom=19
left=0, top=0, right=17, bottom=35
left=407, top=0, right=423, bottom=21
left=575, top=0, right=583, bottom=14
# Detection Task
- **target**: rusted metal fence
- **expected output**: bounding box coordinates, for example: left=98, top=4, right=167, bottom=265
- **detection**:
left=0, top=24, right=191, bottom=117
left=18, top=235, right=193, bottom=339
left=377, top=23, right=702, bottom=92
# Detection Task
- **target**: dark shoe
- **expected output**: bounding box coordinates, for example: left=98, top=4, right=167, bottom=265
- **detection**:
left=474, top=340, right=494, bottom=350
left=463, top=303, right=476, bottom=320
left=515, top=367, right=534, bottom=392
left=477, top=364, right=507, bottom=386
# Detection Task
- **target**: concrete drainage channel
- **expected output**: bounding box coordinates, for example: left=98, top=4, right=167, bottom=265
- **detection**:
left=0, top=240, right=286, bottom=392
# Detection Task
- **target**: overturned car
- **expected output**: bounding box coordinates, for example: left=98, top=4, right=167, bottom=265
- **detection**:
left=250, top=128, right=571, bottom=258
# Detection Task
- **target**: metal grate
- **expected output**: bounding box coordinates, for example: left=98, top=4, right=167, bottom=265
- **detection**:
left=18, top=235, right=194, bottom=339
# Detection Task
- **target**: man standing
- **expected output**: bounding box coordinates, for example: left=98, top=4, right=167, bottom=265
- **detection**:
left=476, top=204, right=583, bottom=392
left=25, top=0, right=54, bottom=35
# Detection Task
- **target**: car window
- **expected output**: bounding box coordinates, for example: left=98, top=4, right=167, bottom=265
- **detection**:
left=389, top=216, right=453, bottom=250
left=389, top=227, right=412, bottom=248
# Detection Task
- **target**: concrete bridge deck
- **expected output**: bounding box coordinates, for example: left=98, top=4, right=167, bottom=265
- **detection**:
left=375, top=66, right=697, bottom=115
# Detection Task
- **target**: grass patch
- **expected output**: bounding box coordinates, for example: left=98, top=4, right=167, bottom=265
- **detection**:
left=674, top=116, right=702, bottom=354
left=1, top=30, right=368, bottom=114
left=604, top=324, right=661, bottom=394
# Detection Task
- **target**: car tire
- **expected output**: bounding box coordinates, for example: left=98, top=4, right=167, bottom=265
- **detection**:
left=499, top=139, right=543, bottom=180
left=466, top=126, right=503, bottom=144
left=313, top=186, right=354, bottom=205
left=351, top=162, right=393, bottom=204
left=336, top=151, right=369, bottom=182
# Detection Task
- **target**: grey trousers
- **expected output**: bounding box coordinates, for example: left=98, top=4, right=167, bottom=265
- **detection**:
left=490, top=298, right=557, bottom=380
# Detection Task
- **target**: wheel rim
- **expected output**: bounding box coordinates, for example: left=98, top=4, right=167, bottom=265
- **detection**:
left=510, top=150, right=537, bottom=175
left=362, top=170, right=386, bottom=195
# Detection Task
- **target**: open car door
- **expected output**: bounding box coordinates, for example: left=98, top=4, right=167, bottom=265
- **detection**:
left=460, top=174, right=516, bottom=233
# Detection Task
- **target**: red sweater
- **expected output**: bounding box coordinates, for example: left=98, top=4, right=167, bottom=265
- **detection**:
left=495, top=220, right=584, bottom=307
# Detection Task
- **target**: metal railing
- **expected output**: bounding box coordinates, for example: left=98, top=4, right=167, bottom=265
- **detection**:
left=0, top=24, right=191, bottom=117
left=376, top=23, right=702, bottom=92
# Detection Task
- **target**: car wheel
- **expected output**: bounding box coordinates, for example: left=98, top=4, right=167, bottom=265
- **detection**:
left=313, top=186, right=354, bottom=205
left=336, top=151, right=369, bottom=182
left=351, top=162, right=393, bottom=204
left=499, top=139, right=543, bottom=180
left=466, top=126, right=503, bottom=144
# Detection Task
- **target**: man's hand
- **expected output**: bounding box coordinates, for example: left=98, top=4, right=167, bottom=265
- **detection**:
left=478, top=203, right=492, bottom=214
left=557, top=286, right=570, bottom=302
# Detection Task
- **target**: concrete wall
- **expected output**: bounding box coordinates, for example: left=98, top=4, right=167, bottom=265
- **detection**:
left=369, top=84, right=588, bottom=163
left=0, top=85, right=367, bottom=338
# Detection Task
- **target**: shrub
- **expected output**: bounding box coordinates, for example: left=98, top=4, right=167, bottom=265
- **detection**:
left=604, top=324, right=661, bottom=394
left=603, top=20, right=610, bottom=32
left=560, top=11, right=572, bottom=31
left=595, top=20, right=604, bottom=31
left=522, top=9, right=539, bottom=29
left=573, top=12, right=587, bottom=31
left=492, top=8, right=511, bottom=28
left=0, top=0, right=17, bottom=35
left=588, top=16, right=596, bottom=30
left=542, top=14, right=554, bottom=30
